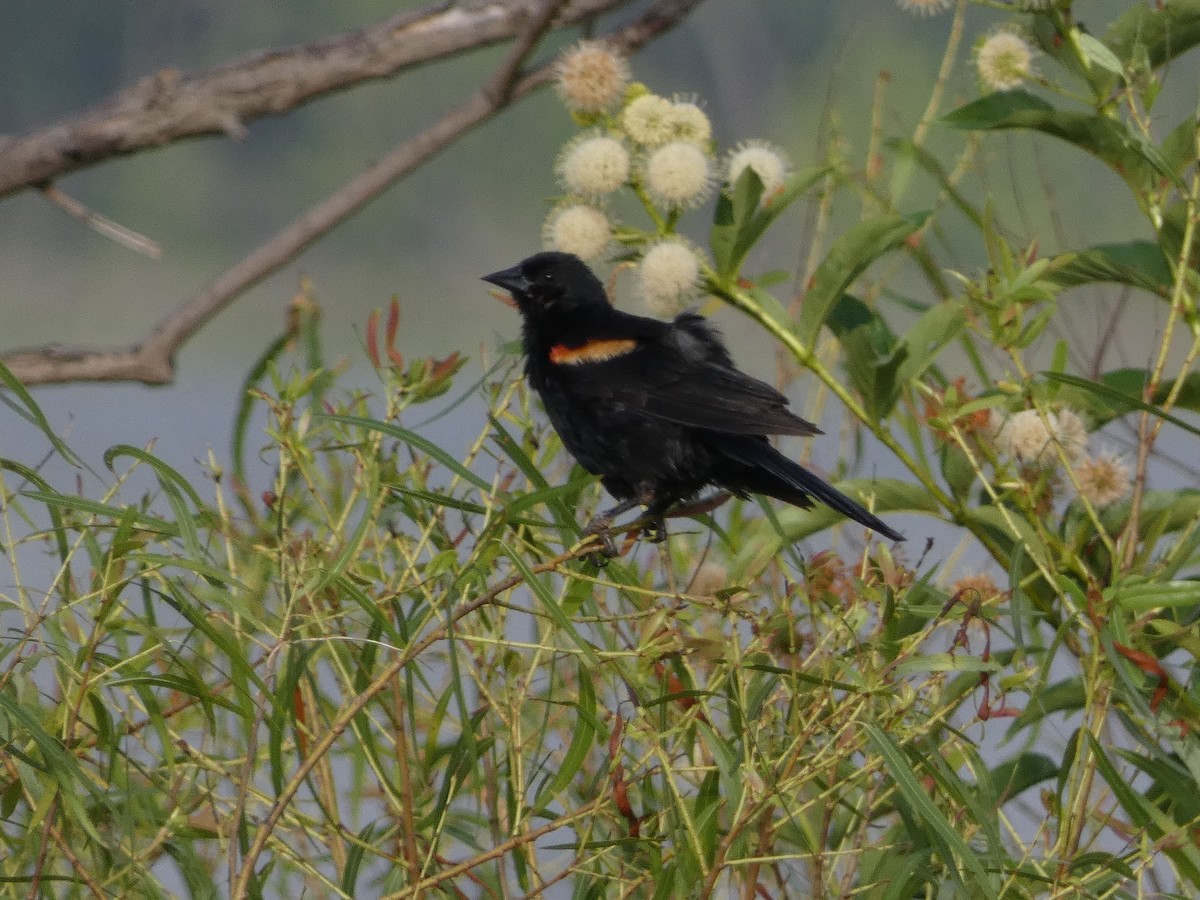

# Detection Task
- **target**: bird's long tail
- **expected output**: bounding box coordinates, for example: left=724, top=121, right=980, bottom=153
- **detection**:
left=713, top=436, right=903, bottom=541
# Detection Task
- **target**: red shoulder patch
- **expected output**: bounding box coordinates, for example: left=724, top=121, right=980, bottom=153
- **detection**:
left=549, top=338, right=637, bottom=365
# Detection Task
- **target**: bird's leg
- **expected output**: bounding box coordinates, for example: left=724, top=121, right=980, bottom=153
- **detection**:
left=585, top=497, right=642, bottom=557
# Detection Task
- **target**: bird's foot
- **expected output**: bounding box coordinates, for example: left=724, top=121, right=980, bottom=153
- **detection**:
left=583, top=513, right=620, bottom=560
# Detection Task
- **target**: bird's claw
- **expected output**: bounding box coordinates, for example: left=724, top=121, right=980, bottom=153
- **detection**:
left=583, top=515, right=620, bottom=562
left=642, top=518, right=667, bottom=543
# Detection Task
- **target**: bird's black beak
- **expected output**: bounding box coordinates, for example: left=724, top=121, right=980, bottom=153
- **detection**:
left=482, top=265, right=531, bottom=299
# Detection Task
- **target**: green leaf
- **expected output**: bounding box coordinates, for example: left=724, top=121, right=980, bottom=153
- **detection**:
left=232, top=326, right=295, bottom=487
left=19, top=490, right=176, bottom=536
left=893, top=653, right=1000, bottom=676
left=894, top=300, right=967, bottom=386
left=694, top=770, right=721, bottom=869
left=1074, top=32, right=1124, bottom=75
left=496, top=542, right=600, bottom=670
left=863, top=723, right=997, bottom=893
left=1086, top=732, right=1200, bottom=884
left=797, top=212, right=928, bottom=347
left=943, top=89, right=1054, bottom=129
left=104, top=444, right=207, bottom=558
left=532, top=663, right=598, bottom=813
left=1161, top=115, right=1200, bottom=179
left=1045, top=241, right=1173, bottom=297
left=0, top=360, right=85, bottom=470
left=987, top=752, right=1058, bottom=803
left=1106, top=0, right=1200, bottom=70
left=1008, top=677, right=1085, bottom=735
left=824, top=294, right=912, bottom=418
left=711, top=166, right=828, bottom=280
left=488, top=415, right=581, bottom=539
left=943, top=91, right=1181, bottom=194
left=1106, top=577, right=1200, bottom=611
left=0, top=460, right=71, bottom=568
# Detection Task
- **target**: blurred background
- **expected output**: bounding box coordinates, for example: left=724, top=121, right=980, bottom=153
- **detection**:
left=0, top=0, right=1184, bottom=490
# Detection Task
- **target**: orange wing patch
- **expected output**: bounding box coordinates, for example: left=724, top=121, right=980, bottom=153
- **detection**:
left=549, top=338, right=637, bottom=365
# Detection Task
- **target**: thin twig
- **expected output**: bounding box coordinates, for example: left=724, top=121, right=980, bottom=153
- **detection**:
left=39, top=184, right=162, bottom=257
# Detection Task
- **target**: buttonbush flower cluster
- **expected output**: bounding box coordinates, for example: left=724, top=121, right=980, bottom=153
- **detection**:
left=547, top=41, right=791, bottom=316
left=990, top=406, right=1130, bottom=508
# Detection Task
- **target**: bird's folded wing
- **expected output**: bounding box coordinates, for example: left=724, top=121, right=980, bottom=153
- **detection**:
left=578, top=348, right=821, bottom=436
left=636, top=363, right=821, bottom=435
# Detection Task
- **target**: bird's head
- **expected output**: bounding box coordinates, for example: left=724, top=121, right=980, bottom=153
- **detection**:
left=482, top=252, right=609, bottom=318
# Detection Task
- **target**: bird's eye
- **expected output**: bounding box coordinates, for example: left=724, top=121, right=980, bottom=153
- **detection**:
left=541, top=272, right=554, bottom=282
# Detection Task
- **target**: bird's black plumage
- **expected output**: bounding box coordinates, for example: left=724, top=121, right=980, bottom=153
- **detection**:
left=483, top=251, right=903, bottom=544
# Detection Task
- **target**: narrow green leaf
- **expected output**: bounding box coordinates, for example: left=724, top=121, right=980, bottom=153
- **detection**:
left=232, top=327, right=295, bottom=487
left=863, top=722, right=996, bottom=892
left=1086, top=732, right=1200, bottom=883
left=885, top=137, right=983, bottom=229
left=532, top=664, right=598, bottom=813
left=694, top=770, right=721, bottom=869
left=726, top=165, right=829, bottom=278
left=496, top=542, right=600, bottom=670
left=20, top=490, right=176, bottom=535
left=1107, top=578, right=1200, bottom=611
left=1041, top=371, right=1200, bottom=437
left=0, top=360, right=85, bottom=469
left=893, top=653, right=1000, bottom=676
left=341, top=823, right=379, bottom=896
left=319, top=413, right=491, bottom=491
left=105, top=444, right=206, bottom=558
left=0, top=459, right=71, bottom=566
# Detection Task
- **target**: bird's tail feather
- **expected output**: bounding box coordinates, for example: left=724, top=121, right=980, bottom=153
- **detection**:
left=714, top=437, right=903, bottom=541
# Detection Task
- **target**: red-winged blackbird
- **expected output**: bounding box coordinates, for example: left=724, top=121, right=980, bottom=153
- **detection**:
left=483, top=251, right=903, bottom=546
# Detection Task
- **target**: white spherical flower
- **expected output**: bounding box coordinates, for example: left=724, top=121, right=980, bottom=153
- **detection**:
left=556, top=133, right=630, bottom=198
left=996, top=407, right=1089, bottom=467
left=554, top=41, right=630, bottom=114
left=726, top=140, right=791, bottom=196
left=997, top=410, right=1053, bottom=466
left=1074, top=450, right=1131, bottom=507
left=642, top=141, right=713, bottom=209
left=639, top=240, right=702, bottom=317
left=621, top=94, right=675, bottom=147
left=666, top=98, right=712, bottom=145
left=897, top=0, right=953, bottom=15
left=976, top=30, right=1035, bottom=92
left=542, top=204, right=611, bottom=260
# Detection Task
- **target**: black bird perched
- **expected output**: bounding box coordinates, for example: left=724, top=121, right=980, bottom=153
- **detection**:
left=482, top=251, right=903, bottom=547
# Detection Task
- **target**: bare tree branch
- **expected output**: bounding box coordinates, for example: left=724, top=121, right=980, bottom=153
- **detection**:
left=1, top=0, right=707, bottom=386
left=0, top=0, right=621, bottom=200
